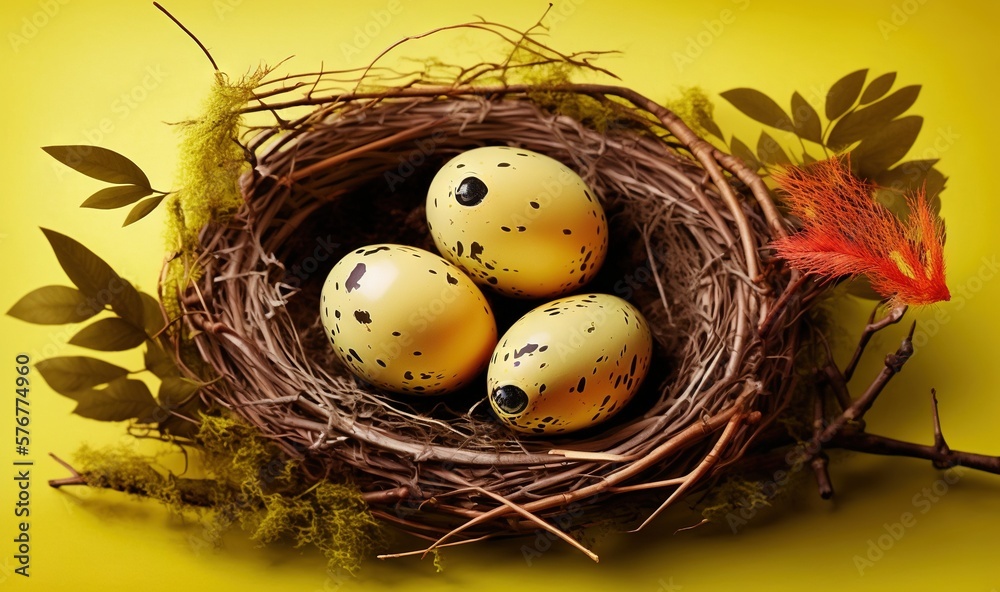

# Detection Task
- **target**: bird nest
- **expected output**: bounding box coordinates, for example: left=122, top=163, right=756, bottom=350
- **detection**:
left=169, top=32, right=812, bottom=557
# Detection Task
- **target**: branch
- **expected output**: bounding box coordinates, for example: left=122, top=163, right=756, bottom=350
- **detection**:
left=830, top=431, right=1000, bottom=474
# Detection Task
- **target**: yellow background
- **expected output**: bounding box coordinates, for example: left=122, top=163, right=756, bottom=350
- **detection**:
left=2, top=0, right=998, bottom=590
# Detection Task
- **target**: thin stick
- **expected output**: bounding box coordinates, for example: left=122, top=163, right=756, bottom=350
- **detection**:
left=631, top=409, right=745, bottom=531
left=817, top=321, right=915, bottom=444
left=844, top=303, right=907, bottom=382
left=929, top=389, right=953, bottom=469
left=463, top=484, right=599, bottom=563
left=153, top=2, right=219, bottom=71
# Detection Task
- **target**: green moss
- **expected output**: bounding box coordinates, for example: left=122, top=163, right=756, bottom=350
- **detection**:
left=162, top=69, right=267, bottom=322
left=72, top=414, right=385, bottom=575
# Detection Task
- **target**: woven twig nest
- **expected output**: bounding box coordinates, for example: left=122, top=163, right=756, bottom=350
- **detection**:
left=172, top=47, right=807, bottom=553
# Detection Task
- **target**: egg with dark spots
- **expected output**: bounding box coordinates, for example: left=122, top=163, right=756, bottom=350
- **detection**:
left=321, top=244, right=497, bottom=395
left=426, top=146, right=609, bottom=299
left=487, top=294, right=653, bottom=435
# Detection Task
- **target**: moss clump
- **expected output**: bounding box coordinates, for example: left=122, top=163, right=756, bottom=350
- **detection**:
left=162, top=68, right=267, bottom=323
left=71, top=414, right=385, bottom=575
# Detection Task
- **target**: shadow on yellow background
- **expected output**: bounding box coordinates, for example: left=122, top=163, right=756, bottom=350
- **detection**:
left=1, top=0, right=998, bottom=590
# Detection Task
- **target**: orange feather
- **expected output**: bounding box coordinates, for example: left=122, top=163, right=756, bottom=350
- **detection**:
left=770, top=156, right=949, bottom=306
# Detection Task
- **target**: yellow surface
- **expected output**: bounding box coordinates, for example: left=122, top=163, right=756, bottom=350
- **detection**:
left=1, top=0, right=998, bottom=590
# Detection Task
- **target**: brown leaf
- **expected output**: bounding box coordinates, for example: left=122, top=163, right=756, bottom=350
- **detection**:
left=40, top=228, right=145, bottom=329
left=827, top=85, right=921, bottom=149
left=757, top=131, right=792, bottom=165
left=69, top=318, right=147, bottom=351
left=825, top=69, right=868, bottom=121
left=7, top=285, right=100, bottom=325
left=36, top=356, right=130, bottom=394
left=729, top=136, right=762, bottom=172
left=860, top=72, right=898, bottom=105
left=123, top=194, right=166, bottom=226
left=790, top=92, right=823, bottom=144
left=720, top=88, right=795, bottom=132
left=81, top=185, right=153, bottom=210
left=851, top=116, right=923, bottom=178
left=42, top=145, right=150, bottom=188
left=72, top=378, right=158, bottom=422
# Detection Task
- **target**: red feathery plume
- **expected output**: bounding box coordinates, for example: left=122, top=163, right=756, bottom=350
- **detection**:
left=770, top=155, right=950, bottom=306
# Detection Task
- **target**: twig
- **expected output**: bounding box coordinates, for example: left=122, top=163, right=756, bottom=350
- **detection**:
left=153, top=2, right=219, bottom=72
left=48, top=453, right=87, bottom=488
left=929, top=389, right=953, bottom=469
left=817, top=321, right=915, bottom=444
left=811, top=391, right=833, bottom=499
left=844, top=303, right=907, bottom=382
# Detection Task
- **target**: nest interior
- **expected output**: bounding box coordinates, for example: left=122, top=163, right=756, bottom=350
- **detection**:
left=178, top=84, right=803, bottom=544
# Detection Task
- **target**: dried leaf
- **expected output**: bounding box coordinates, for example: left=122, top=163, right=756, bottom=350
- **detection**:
left=827, top=85, right=921, bottom=149
left=69, top=318, right=147, bottom=351
left=6, top=285, right=99, bottom=324
left=81, top=185, right=153, bottom=210
left=123, top=194, right=166, bottom=227
left=36, top=356, right=129, bottom=394
left=825, top=69, right=868, bottom=121
left=40, top=228, right=145, bottom=329
left=42, top=145, right=150, bottom=188
left=757, top=131, right=792, bottom=165
left=140, top=291, right=166, bottom=336
left=144, top=342, right=179, bottom=379
left=790, top=92, right=823, bottom=144
left=158, top=377, right=201, bottom=407
left=851, top=116, right=923, bottom=178
left=699, top=114, right=725, bottom=141
left=860, top=72, right=897, bottom=105
left=729, top=136, right=761, bottom=171
left=720, top=88, right=795, bottom=132
left=72, top=378, right=158, bottom=422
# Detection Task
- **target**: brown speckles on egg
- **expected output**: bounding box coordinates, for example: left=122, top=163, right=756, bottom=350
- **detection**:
left=345, top=263, right=366, bottom=292
left=486, top=293, right=652, bottom=436
left=354, top=310, right=372, bottom=324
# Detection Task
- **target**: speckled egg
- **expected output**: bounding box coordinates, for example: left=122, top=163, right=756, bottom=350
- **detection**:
left=486, top=294, right=653, bottom=435
left=320, top=244, right=497, bottom=395
left=425, top=146, right=609, bottom=299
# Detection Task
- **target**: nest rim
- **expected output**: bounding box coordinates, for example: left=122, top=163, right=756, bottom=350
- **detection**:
left=172, top=80, right=805, bottom=549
